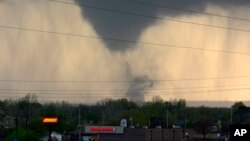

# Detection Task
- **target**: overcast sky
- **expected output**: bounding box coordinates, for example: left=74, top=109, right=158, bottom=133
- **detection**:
left=0, top=0, right=250, bottom=106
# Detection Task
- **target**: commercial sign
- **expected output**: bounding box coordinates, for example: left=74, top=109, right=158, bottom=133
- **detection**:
left=42, top=117, right=58, bottom=124
left=120, top=119, right=128, bottom=127
left=85, top=126, right=124, bottom=134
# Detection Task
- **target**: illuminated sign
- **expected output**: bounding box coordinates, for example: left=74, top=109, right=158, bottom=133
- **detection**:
left=42, top=117, right=58, bottom=124
left=90, top=127, right=116, bottom=132
left=85, top=126, right=124, bottom=134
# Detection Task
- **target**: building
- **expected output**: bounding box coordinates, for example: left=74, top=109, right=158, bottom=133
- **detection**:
left=65, top=126, right=196, bottom=141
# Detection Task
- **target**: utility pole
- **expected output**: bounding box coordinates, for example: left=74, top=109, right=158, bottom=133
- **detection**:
left=166, top=102, right=169, bottom=129
left=183, top=114, right=187, bottom=141
left=25, top=95, right=30, bottom=140
left=149, top=116, right=151, bottom=128
left=15, top=116, right=18, bottom=140
left=173, top=130, right=175, bottom=141
left=102, top=110, right=104, bottom=126
left=25, top=100, right=29, bottom=132
left=166, top=109, right=169, bottom=128
left=150, top=130, right=153, bottom=141
left=231, top=107, right=233, bottom=124
left=78, top=108, right=81, bottom=141
left=184, top=114, right=187, bottom=129
left=25, top=93, right=33, bottom=132
left=130, top=116, right=133, bottom=127
left=162, top=130, right=164, bottom=141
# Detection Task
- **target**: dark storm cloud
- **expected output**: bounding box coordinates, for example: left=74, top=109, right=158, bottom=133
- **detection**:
left=73, top=0, right=160, bottom=51
left=74, top=0, right=250, bottom=52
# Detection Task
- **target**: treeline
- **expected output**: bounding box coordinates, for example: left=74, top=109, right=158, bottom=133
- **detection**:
left=0, top=94, right=249, bottom=140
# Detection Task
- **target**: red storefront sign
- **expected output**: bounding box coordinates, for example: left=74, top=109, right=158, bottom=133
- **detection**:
left=85, top=126, right=124, bottom=134
left=90, top=127, right=116, bottom=132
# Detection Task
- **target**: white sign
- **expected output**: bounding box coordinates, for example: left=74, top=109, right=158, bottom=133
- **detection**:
left=120, top=119, right=127, bottom=127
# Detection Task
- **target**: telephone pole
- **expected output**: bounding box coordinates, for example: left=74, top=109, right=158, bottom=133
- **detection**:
left=231, top=107, right=233, bottom=124
left=25, top=101, right=29, bottom=131
left=78, top=108, right=81, bottom=141
left=166, top=109, right=169, bottom=128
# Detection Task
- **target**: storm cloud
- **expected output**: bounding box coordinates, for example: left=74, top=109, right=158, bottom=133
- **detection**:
left=0, top=0, right=250, bottom=104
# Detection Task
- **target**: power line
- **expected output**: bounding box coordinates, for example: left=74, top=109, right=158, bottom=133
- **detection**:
left=0, top=95, right=124, bottom=99
left=1, top=24, right=250, bottom=55
left=0, top=83, right=250, bottom=92
left=1, top=86, right=250, bottom=100
left=0, top=94, right=176, bottom=99
left=0, top=75, right=249, bottom=83
left=1, top=87, right=250, bottom=96
left=48, top=0, right=250, bottom=33
left=116, top=0, right=250, bottom=22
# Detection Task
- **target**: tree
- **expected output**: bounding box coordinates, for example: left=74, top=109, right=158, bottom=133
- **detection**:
left=0, top=100, right=7, bottom=120
left=232, top=101, right=246, bottom=113
left=152, top=96, right=164, bottom=103
left=195, top=115, right=214, bottom=140
left=7, top=128, right=41, bottom=141
left=122, top=109, right=148, bottom=126
left=17, top=94, right=40, bottom=132
left=232, top=102, right=250, bottom=124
